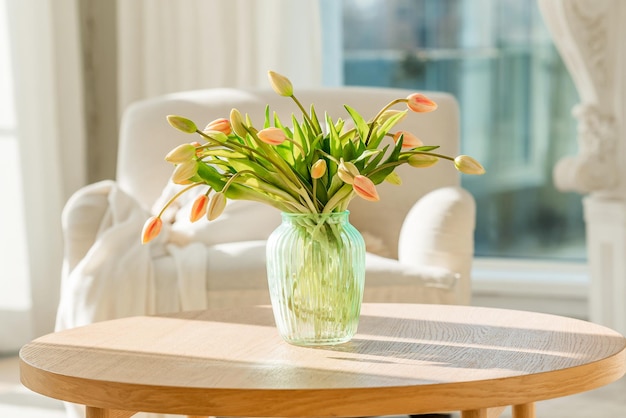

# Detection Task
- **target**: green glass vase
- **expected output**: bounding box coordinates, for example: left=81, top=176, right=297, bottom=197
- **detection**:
left=266, top=211, right=366, bottom=346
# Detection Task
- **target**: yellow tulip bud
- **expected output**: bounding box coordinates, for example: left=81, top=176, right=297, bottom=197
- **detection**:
left=165, top=143, right=196, bottom=164
left=377, top=109, right=407, bottom=125
left=207, top=192, right=227, bottom=221
left=203, top=130, right=229, bottom=143
left=311, top=159, right=327, bottom=179
left=408, top=154, right=439, bottom=168
left=167, top=115, right=197, bottom=133
left=171, top=160, right=198, bottom=184
left=337, top=159, right=360, bottom=184
left=229, top=108, right=248, bottom=137
left=454, top=155, right=485, bottom=175
left=267, top=70, right=293, bottom=97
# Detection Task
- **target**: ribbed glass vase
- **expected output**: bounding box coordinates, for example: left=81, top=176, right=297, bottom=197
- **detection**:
left=266, top=211, right=366, bottom=346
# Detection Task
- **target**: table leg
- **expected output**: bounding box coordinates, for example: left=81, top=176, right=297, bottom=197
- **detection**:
left=512, top=403, right=536, bottom=418
left=85, top=407, right=137, bottom=418
left=461, top=407, right=506, bottom=418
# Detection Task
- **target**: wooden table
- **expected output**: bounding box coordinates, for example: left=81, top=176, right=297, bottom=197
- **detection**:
left=20, top=304, right=626, bottom=418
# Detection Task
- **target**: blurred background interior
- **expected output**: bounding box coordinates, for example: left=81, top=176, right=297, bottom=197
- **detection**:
left=1, top=0, right=625, bottom=416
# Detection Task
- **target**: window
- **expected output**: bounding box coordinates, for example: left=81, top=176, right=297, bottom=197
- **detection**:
left=329, top=0, right=584, bottom=262
left=0, top=0, right=33, bottom=353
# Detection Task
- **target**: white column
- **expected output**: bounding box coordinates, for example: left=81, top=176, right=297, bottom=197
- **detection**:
left=538, top=0, right=626, bottom=334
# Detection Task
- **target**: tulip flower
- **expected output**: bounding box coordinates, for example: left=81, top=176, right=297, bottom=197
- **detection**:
left=406, top=93, right=438, bottom=113
left=171, top=160, right=198, bottom=184
left=207, top=192, right=227, bottom=221
left=393, top=131, right=423, bottom=149
left=408, top=154, right=439, bottom=168
left=311, top=159, right=327, bottom=179
left=454, top=155, right=486, bottom=175
left=353, top=175, right=380, bottom=202
left=257, top=127, right=287, bottom=145
left=337, top=160, right=360, bottom=184
left=377, top=109, right=407, bottom=126
left=141, top=216, right=162, bottom=244
left=229, top=108, right=248, bottom=137
left=203, top=130, right=229, bottom=143
left=268, top=70, right=293, bottom=97
left=204, top=118, right=232, bottom=135
left=167, top=115, right=197, bottom=133
left=165, top=143, right=196, bottom=164
left=190, top=194, right=209, bottom=222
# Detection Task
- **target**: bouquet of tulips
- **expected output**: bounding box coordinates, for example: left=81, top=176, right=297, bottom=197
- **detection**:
left=141, top=71, right=484, bottom=244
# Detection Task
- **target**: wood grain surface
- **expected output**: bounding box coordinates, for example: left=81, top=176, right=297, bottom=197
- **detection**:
left=19, top=304, right=626, bottom=417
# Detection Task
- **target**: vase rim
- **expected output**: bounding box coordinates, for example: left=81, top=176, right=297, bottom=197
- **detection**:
left=281, top=210, right=350, bottom=218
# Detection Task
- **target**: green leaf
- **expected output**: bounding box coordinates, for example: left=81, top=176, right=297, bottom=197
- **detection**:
left=326, top=113, right=342, bottom=159
left=368, top=138, right=404, bottom=184
left=363, top=144, right=389, bottom=172
left=367, top=110, right=407, bottom=150
left=310, top=104, right=323, bottom=135
left=413, top=145, right=440, bottom=152
left=264, top=105, right=270, bottom=129
left=202, top=149, right=248, bottom=159
left=344, top=105, right=370, bottom=143
left=354, top=149, right=383, bottom=164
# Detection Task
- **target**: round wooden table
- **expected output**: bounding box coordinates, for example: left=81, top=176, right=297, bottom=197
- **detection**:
left=20, top=304, right=626, bottom=418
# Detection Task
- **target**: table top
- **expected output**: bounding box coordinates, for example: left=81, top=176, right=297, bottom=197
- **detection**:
left=20, top=303, right=626, bottom=416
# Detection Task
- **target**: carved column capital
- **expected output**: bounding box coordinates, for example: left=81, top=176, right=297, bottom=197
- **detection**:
left=538, top=0, right=623, bottom=194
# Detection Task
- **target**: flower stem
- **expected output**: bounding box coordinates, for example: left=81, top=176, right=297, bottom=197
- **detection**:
left=291, top=95, right=321, bottom=136
left=156, top=183, right=205, bottom=218
left=365, top=98, right=405, bottom=145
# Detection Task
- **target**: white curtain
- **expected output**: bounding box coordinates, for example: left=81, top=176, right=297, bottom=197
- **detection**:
left=2, top=0, right=86, bottom=351
left=1, top=0, right=322, bottom=352
left=118, top=0, right=323, bottom=113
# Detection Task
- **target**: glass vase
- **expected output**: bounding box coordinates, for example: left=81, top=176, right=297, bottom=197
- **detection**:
left=266, top=211, right=366, bottom=346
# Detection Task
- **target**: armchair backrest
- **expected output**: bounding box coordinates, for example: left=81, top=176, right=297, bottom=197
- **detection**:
left=117, top=87, right=460, bottom=258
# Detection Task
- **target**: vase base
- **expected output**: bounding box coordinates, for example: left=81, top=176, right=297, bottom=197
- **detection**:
left=281, top=335, right=354, bottom=347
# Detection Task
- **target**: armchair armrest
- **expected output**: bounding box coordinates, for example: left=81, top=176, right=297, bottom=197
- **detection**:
left=61, top=180, right=116, bottom=272
left=398, top=186, right=476, bottom=305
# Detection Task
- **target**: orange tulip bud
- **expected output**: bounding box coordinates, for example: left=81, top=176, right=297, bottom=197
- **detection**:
left=454, top=155, right=485, bottom=175
left=393, top=131, right=423, bottom=149
left=207, top=192, right=227, bottom=221
left=408, top=154, right=439, bottom=168
left=406, top=93, right=438, bottom=113
left=165, top=143, right=196, bottom=164
left=353, top=175, right=379, bottom=202
left=267, top=70, right=293, bottom=97
left=204, top=118, right=232, bottom=135
left=167, top=115, right=197, bottom=133
left=311, top=159, right=327, bottom=179
left=190, top=194, right=208, bottom=222
left=257, top=127, right=286, bottom=145
left=141, top=216, right=162, bottom=244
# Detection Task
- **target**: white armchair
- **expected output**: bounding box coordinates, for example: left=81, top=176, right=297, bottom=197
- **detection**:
left=57, top=87, right=476, bottom=332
